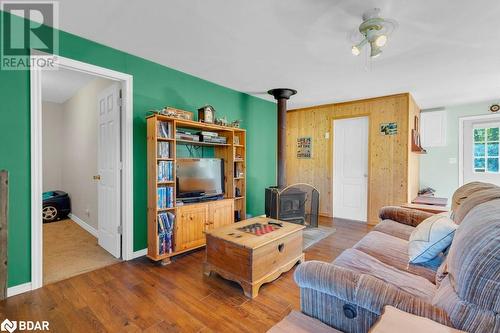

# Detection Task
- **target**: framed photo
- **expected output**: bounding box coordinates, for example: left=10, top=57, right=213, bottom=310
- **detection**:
left=297, top=137, right=312, bottom=159
left=380, top=122, right=398, bottom=135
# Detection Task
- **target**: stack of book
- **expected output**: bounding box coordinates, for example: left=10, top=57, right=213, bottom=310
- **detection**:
left=157, top=121, right=173, bottom=138
left=199, top=131, right=227, bottom=144
left=157, top=161, right=173, bottom=182
left=158, top=211, right=175, bottom=255
left=157, top=141, right=171, bottom=158
left=157, top=186, right=174, bottom=209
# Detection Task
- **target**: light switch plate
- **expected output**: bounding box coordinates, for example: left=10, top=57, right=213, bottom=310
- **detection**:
left=448, top=157, right=457, bottom=164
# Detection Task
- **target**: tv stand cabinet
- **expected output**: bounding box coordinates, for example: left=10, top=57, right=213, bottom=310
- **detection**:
left=175, top=199, right=234, bottom=252
left=146, top=114, right=246, bottom=262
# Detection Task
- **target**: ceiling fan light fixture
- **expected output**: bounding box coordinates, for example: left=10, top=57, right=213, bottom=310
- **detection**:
left=370, top=44, right=382, bottom=58
left=375, top=34, right=387, bottom=47
left=351, top=38, right=368, bottom=56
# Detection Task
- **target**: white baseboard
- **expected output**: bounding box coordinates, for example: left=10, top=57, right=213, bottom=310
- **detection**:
left=7, top=282, right=32, bottom=297
left=131, top=248, right=147, bottom=259
left=68, top=213, right=98, bottom=237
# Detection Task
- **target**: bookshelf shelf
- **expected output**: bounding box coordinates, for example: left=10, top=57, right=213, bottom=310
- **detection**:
left=147, top=114, right=246, bottom=263
left=176, top=139, right=231, bottom=147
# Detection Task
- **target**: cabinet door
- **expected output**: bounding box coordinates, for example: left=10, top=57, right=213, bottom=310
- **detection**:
left=208, top=200, right=234, bottom=230
left=175, top=205, right=207, bottom=252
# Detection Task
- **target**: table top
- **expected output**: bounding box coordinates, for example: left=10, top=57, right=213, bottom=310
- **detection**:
left=401, top=203, right=450, bottom=214
left=205, top=217, right=305, bottom=250
left=412, top=196, right=448, bottom=206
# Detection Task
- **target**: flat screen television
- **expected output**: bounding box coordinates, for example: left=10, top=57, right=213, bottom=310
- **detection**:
left=176, top=158, right=224, bottom=201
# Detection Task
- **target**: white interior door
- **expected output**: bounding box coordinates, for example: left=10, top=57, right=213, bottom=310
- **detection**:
left=333, top=117, right=369, bottom=222
left=462, top=116, right=500, bottom=186
left=97, top=82, right=121, bottom=258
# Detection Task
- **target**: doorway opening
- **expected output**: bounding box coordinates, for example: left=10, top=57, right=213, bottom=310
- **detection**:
left=332, top=116, right=369, bottom=222
left=459, top=114, right=500, bottom=186
left=31, top=55, right=134, bottom=289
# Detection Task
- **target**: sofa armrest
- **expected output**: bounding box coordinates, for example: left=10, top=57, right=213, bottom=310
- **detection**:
left=379, top=206, right=434, bottom=227
left=294, top=261, right=450, bottom=327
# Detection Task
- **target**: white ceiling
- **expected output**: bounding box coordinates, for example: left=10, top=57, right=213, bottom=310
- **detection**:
left=42, top=68, right=95, bottom=103
left=54, top=0, right=500, bottom=109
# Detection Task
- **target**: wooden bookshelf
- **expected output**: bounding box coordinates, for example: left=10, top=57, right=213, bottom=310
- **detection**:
left=146, top=114, right=246, bottom=262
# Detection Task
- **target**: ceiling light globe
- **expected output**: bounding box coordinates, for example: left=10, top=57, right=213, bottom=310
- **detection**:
left=351, top=46, right=361, bottom=56
left=375, top=35, right=387, bottom=47
left=370, top=47, right=382, bottom=58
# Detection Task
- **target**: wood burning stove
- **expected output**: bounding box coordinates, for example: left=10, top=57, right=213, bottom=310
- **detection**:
left=265, top=184, right=319, bottom=228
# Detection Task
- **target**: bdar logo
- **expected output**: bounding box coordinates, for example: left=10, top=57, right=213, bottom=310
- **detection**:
left=0, top=319, right=17, bottom=333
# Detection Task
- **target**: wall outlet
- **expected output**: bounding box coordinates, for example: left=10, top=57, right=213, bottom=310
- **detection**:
left=448, top=157, right=457, bottom=164
left=85, top=208, right=90, bottom=217
left=325, top=132, right=330, bottom=139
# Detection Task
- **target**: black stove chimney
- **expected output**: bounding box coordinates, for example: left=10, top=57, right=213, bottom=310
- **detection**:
left=267, top=88, right=297, bottom=188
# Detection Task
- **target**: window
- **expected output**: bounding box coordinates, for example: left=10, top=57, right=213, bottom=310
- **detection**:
left=473, top=126, right=499, bottom=173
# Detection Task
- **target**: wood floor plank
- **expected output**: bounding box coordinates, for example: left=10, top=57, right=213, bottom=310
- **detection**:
left=1, top=218, right=369, bottom=332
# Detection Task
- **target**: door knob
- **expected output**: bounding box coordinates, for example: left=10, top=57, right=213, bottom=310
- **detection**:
left=93, top=175, right=101, bottom=180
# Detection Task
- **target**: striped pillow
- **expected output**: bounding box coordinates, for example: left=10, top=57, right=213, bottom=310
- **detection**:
left=408, top=214, right=457, bottom=264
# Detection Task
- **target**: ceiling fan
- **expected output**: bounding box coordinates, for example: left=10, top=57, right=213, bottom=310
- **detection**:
left=350, top=8, right=397, bottom=58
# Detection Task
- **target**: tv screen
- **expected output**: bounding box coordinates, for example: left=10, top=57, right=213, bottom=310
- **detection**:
left=176, top=158, right=224, bottom=199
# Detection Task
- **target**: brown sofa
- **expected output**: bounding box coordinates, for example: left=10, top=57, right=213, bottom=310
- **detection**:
left=294, top=182, right=500, bottom=333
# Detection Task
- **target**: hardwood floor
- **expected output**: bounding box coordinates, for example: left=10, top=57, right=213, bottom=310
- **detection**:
left=0, top=218, right=370, bottom=332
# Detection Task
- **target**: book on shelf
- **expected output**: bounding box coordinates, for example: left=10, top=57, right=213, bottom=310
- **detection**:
left=157, top=161, right=174, bottom=182
left=157, top=141, right=171, bottom=158
left=157, top=121, right=173, bottom=139
left=158, top=211, right=175, bottom=255
left=157, top=186, right=174, bottom=209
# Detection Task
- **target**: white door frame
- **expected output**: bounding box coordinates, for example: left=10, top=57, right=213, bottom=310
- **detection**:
left=458, top=113, right=500, bottom=186
left=331, top=115, right=370, bottom=222
left=30, top=53, right=134, bottom=290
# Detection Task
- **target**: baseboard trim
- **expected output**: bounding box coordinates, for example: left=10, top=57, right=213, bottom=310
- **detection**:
left=7, top=282, right=32, bottom=297
left=131, top=248, right=147, bottom=259
left=68, top=213, right=98, bottom=237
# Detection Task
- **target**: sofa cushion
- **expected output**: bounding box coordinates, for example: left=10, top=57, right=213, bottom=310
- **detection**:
left=373, top=219, right=415, bottom=240
left=333, top=248, right=436, bottom=301
left=408, top=214, right=457, bottom=264
left=353, top=231, right=438, bottom=283
left=452, top=187, right=500, bottom=224
left=450, top=181, right=498, bottom=214
left=445, top=199, right=500, bottom=313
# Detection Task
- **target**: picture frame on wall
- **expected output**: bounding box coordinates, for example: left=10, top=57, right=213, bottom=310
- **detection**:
left=297, top=137, right=312, bottom=158
left=380, top=122, right=398, bottom=135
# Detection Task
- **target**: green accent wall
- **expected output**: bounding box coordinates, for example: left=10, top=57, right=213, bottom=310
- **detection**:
left=0, top=12, right=276, bottom=288
left=420, top=100, right=495, bottom=200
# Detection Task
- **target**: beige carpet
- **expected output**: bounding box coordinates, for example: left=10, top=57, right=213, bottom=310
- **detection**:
left=268, top=310, right=342, bottom=333
left=43, top=219, right=120, bottom=285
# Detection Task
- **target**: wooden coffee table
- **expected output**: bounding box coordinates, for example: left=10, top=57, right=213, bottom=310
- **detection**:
left=204, top=217, right=305, bottom=298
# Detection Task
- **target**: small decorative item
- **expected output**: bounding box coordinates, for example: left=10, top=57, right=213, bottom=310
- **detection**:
left=230, top=120, right=242, bottom=128
left=198, top=105, right=216, bottom=123
left=162, top=107, right=193, bottom=120
left=380, top=122, right=398, bottom=135
left=297, top=137, right=312, bottom=159
left=234, top=136, right=240, bottom=145
left=489, top=104, right=500, bottom=113
left=235, top=187, right=241, bottom=197
left=215, top=116, right=228, bottom=127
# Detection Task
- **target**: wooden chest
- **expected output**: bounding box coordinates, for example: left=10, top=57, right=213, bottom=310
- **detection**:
left=204, top=217, right=305, bottom=298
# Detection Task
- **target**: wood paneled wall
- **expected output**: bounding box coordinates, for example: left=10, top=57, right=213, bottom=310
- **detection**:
left=286, top=93, right=420, bottom=225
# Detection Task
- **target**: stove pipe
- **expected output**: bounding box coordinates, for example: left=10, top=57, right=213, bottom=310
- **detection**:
left=267, top=88, right=297, bottom=188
